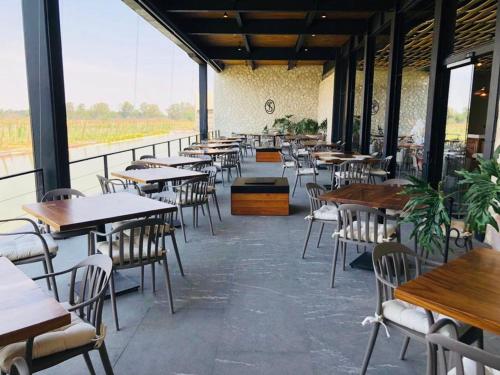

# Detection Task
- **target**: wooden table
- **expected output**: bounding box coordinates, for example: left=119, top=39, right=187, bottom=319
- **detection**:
left=141, top=156, right=204, bottom=168
left=0, top=257, right=70, bottom=348
left=112, top=166, right=204, bottom=191
left=23, top=192, right=177, bottom=232
left=193, top=143, right=239, bottom=149
left=312, top=152, right=374, bottom=163
left=255, top=147, right=282, bottom=162
left=181, top=149, right=236, bottom=157
left=319, top=183, right=408, bottom=211
left=396, top=248, right=500, bottom=335
left=231, top=177, right=289, bottom=216
left=208, top=138, right=243, bottom=144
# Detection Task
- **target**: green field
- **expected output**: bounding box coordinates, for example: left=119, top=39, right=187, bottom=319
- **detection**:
left=0, top=117, right=196, bottom=152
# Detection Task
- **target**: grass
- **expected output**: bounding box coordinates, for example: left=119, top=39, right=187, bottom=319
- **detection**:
left=0, top=117, right=196, bottom=152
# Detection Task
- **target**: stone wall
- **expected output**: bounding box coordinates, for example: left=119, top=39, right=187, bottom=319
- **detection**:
left=317, top=72, right=334, bottom=141
left=213, top=65, right=322, bottom=135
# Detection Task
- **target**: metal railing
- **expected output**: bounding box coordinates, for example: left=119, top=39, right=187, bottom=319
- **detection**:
left=0, top=130, right=220, bottom=200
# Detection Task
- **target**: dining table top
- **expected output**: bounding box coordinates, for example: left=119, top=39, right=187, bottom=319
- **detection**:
left=112, top=166, right=204, bottom=184
left=208, top=138, right=243, bottom=143
left=181, top=149, right=236, bottom=156
left=395, top=248, right=500, bottom=335
left=141, top=156, right=204, bottom=168
left=0, top=257, right=70, bottom=346
left=193, top=143, right=239, bottom=149
left=23, top=192, right=177, bottom=232
left=312, top=152, right=374, bottom=163
left=318, top=183, right=408, bottom=211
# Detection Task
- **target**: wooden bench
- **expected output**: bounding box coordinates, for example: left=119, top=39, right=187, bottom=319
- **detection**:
left=231, top=177, right=289, bottom=216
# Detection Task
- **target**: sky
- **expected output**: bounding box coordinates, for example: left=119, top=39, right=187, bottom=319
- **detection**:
left=0, top=0, right=214, bottom=111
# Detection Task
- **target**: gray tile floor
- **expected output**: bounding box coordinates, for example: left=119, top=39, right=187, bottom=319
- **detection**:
left=19, top=156, right=499, bottom=374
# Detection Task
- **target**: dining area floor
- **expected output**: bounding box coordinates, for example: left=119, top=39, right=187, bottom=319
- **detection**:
left=20, top=158, right=500, bottom=375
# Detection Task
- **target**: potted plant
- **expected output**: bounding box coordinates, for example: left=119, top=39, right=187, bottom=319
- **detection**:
left=269, top=115, right=294, bottom=134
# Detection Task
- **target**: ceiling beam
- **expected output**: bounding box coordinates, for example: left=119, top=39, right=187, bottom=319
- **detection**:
left=207, top=47, right=337, bottom=60
left=289, top=11, right=316, bottom=70
left=176, top=19, right=367, bottom=35
left=161, top=0, right=394, bottom=12
left=234, top=12, right=256, bottom=71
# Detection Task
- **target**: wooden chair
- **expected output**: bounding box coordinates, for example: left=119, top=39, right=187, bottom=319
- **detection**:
left=331, top=204, right=398, bottom=288
left=427, top=319, right=499, bottom=375
left=302, top=183, right=338, bottom=258
left=0, top=218, right=59, bottom=300
left=360, top=243, right=481, bottom=375
left=0, top=255, right=114, bottom=375
left=91, top=219, right=175, bottom=330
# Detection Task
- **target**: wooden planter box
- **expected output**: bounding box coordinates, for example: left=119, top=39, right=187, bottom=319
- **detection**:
left=255, top=147, right=281, bottom=162
left=231, top=177, right=289, bottom=216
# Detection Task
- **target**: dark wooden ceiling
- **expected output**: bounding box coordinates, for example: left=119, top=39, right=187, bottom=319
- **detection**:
left=127, top=0, right=396, bottom=71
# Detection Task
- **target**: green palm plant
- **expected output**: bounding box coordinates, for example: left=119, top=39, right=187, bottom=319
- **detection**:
left=455, top=145, right=500, bottom=234
left=399, top=176, right=451, bottom=253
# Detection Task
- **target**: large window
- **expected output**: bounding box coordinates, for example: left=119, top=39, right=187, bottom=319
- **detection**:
left=59, top=0, right=200, bottom=193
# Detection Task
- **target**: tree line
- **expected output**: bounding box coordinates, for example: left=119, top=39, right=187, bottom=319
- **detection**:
left=0, top=101, right=196, bottom=121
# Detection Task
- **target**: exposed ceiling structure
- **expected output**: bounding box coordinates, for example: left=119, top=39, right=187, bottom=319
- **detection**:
left=126, top=0, right=396, bottom=71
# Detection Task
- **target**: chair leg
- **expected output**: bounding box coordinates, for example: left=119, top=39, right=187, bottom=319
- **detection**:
left=301, top=220, right=314, bottom=259
left=316, top=223, right=325, bottom=248
left=221, top=168, right=225, bottom=187
left=360, top=323, right=380, bottom=375
left=162, top=255, right=174, bottom=314
left=45, top=256, right=59, bottom=301
left=170, top=232, right=184, bottom=276
left=342, top=242, right=347, bottom=271
left=281, top=167, right=286, bottom=177
left=83, top=352, right=96, bottom=375
left=400, top=336, right=410, bottom=360
left=98, top=342, right=115, bottom=375
left=42, top=260, right=51, bottom=290
left=192, top=207, right=196, bottom=227
left=110, top=272, right=120, bottom=331
left=205, top=202, right=215, bottom=236
left=212, top=192, right=222, bottom=221
left=330, top=237, right=340, bottom=288
left=151, top=262, right=156, bottom=293
left=292, top=174, right=299, bottom=197
left=178, top=206, right=187, bottom=242
left=140, top=265, right=144, bottom=292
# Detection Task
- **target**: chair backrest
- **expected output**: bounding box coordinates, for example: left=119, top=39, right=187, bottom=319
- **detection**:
left=9, top=357, right=30, bottom=375
left=177, top=176, right=209, bottom=204
left=69, top=254, right=112, bottom=334
left=427, top=319, right=500, bottom=375
left=382, top=178, right=412, bottom=186
left=336, top=160, right=370, bottom=186
left=337, top=204, right=391, bottom=246
left=220, top=151, right=239, bottom=167
left=96, top=175, right=126, bottom=194
left=42, top=188, right=85, bottom=202
left=381, top=155, right=393, bottom=171
left=92, top=219, right=167, bottom=268
left=140, top=154, right=154, bottom=160
left=201, top=166, right=217, bottom=188
left=125, top=163, right=149, bottom=171
left=191, top=160, right=213, bottom=171
left=305, top=183, right=327, bottom=213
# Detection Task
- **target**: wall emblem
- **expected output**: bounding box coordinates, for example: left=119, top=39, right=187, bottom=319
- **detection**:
left=371, top=99, right=380, bottom=115
left=265, top=99, right=275, bottom=114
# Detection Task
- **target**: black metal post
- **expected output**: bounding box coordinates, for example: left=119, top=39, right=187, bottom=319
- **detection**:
left=343, top=49, right=357, bottom=153
left=168, top=141, right=171, bottom=156
left=483, top=8, right=500, bottom=158
left=22, top=0, right=70, bottom=198
left=331, top=54, right=345, bottom=142
left=199, top=63, right=208, bottom=141
left=423, top=0, right=457, bottom=186
left=360, top=34, right=375, bottom=155
left=383, top=9, right=405, bottom=177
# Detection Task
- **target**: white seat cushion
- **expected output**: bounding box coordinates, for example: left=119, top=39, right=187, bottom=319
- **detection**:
left=313, top=205, right=338, bottom=221
left=370, top=169, right=388, bottom=176
left=448, top=358, right=500, bottom=375
left=336, top=221, right=396, bottom=242
left=298, top=168, right=317, bottom=175
left=382, top=299, right=470, bottom=337
left=448, top=219, right=472, bottom=238
left=0, top=305, right=97, bottom=372
left=97, top=239, right=165, bottom=264
left=0, top=233, right=58, bottom=262
left=283, top=161, right=295, bottom=168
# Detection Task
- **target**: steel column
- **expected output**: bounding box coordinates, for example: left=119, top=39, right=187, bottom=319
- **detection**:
left=199, top=63, right=208, bottom=141
left=343, top=50, right=357, bottom=153
left=22, top=0, right=70, bottom=198
left=331, top=54, right=345, bottom=142
left=360, top=34, right=375, bottom=155
left=423, top=0, right=457, bottom=186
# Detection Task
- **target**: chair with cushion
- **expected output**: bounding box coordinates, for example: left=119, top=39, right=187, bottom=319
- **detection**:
left=0, top=218, right=59, bottom=300
left=124, top=164, right=159, bottom=196
left=0, top=255, right=114, bottom=375
left=331, top=204, right=398, bottom=288
left=279, top=150, right=295, bottom=177
left=427, top=319, right=499, bottom=375
left=381, top=178, right=412, bottom=218
left=368, top=155, right=393, bottom=183
left=92, top=219, right=175, bottom=330
left=214, top=151, right=240, bottom=186
left=291, top=153, right=318, bottom=197
left=97, top=175, right=139, bottom=195
left=360, top=242, right=481, bottom=375
left=201, top=166, right=222, bottom=221
left=302, top=183, right=338, bottom=258
left=332, top=160, right=370, bottom=189
left=8, top=357, right=30, bottom=375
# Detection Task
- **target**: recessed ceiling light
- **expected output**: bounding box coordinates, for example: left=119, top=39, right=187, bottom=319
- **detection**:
left=304, top=48, right=309, bottom=52
left=476, top=62, right=483, bottom=67
left=238, top=47, right=242, bottom=51
left=223, top=12, right=228, bottom=18
left=321, top=14, right=326, bottom=19
left=312, top=34, right=316, bottom=37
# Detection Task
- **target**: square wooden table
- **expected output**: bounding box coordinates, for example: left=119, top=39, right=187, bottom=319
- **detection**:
left=141, top=156, right=204, bottom=168
left=23, top=192, right=177, bottom=232
left=181, top=149, right=236, bottom=157
left=112, top=166, right=204, bottom=191
left=194, top=143, right=239, bottom=149
left=0, top=257, right=70, bottom=347
left=395, top=248, right=500, bottom=335
left=319, top=183, right=408, bottom=211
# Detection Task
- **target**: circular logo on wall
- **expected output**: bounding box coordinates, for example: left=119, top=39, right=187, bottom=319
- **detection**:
left=371, top=99, right=380, bottom=115
left=265, top=99, right=275, bottom=114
